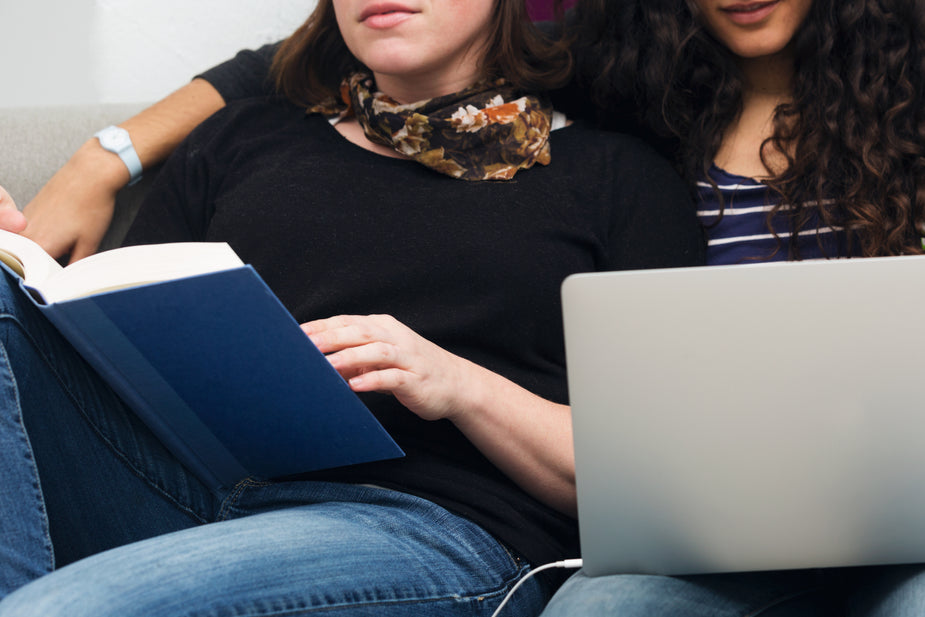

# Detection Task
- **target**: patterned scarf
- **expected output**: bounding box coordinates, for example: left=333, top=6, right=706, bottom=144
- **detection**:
left=308, top=73, right=553, bottom=181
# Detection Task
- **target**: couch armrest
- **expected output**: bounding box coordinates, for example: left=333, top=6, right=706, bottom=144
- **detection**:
left=0, top=103, right=155, bottom=251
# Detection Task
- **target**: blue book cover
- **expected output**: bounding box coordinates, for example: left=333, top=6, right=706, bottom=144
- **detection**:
left=23, top=265, right=404, bottom=491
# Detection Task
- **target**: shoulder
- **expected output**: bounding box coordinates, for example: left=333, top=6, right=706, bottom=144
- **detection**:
left=549, top=121, right=703, bottom=259
left=182, top=97, right=318, bottom=156
left=550, top=120, right=683, bottom=185
left=196, top=42, right=281, bottom=101
left=552, top=119, right=660, bottom=152
left=198, top=97, right=306, bottom=134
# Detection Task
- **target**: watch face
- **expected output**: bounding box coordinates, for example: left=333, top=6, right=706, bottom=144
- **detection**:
left=95, top=126, right=142, bottom=183
left=100, top=127, right=130, bottom=150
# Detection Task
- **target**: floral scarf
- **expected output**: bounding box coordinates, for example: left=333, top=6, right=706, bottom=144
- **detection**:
left=308, top=73, right=554, bottom=181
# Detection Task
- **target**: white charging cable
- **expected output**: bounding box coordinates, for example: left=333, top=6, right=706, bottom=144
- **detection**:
left=490, top=558, right=583, bottom=617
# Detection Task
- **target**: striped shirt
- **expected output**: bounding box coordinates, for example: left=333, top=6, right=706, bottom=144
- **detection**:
left=696, top=166, right=851, bottom=266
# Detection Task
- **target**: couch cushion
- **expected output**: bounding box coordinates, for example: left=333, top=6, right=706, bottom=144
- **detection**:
left=0, top=103, right=152, bottom=250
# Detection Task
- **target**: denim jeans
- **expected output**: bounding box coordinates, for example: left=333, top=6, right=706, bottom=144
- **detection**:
left=539, top=552, right=925, bottom=615
left=0, top=272, right=546, bottom=616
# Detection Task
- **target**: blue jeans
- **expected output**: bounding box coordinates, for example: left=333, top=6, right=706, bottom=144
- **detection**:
left=540, top=557, right=925, bottom=615
left=0, top=272, right=547, bottom=616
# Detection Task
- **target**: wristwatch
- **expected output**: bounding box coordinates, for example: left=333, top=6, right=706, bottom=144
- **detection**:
left=94, top=125, right=143, bottom=186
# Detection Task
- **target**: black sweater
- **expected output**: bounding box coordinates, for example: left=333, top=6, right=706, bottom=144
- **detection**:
left=123, top=98, right=705, bottom=567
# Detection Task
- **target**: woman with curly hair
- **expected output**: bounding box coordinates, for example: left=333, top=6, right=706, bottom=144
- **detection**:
left=573, top=0, right=925, bottom=264
left=538, top=0, right=925, bottom=615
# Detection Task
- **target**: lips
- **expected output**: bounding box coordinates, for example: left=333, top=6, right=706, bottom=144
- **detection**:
left=719, top=0, right=780, bottom=25
left=723, top=0, right=777, bottom=11
left=360, top=2, right=417, bottom=26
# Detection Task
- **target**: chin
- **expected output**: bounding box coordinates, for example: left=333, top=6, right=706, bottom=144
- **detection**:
left=727, top=40, right=791, bottom=60
left=364, top=60, right=419, bottom=75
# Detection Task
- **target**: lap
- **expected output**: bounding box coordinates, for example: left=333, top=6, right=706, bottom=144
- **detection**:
left=0, top=483, right=547, bottom=617
left=0, top=270, right=216, bottom=566
left=541, top=564, right=925, bottom=617
left=540, top=568, right=836, bottom=617
left=0, top=273, right=550, bottom=616
left=846, top=564, right=925, bottom=617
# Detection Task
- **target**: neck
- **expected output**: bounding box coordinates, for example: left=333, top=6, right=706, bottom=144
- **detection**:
left=737, top=47, right=796, bottom=103
left=712, top=48, right=797, bottom=179
left=372, top=69, right=482, bottom=105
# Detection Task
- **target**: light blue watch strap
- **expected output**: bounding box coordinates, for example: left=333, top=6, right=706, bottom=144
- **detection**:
left=94, top=126, right=143, bottom=186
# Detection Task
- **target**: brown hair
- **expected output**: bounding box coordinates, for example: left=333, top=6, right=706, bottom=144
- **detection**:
left=271, top=0, right=572, bottom=108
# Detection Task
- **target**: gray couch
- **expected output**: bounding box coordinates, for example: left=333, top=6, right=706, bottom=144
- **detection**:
left=1, top=103, right=152, bottom=251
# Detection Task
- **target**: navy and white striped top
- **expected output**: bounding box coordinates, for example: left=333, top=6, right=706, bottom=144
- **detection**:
left=696, top=166, right=851, bottom=266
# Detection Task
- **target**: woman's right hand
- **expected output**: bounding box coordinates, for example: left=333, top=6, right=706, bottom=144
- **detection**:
left=22, top=140, right=127, bottom=263
left=0, top=186, right=28, bottom=234
left=303, top=314, right=578, bottom=516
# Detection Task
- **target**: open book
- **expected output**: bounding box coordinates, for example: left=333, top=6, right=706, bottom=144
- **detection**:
left=0, top=230, right=403, bottom=490
left=0, top=228, right=245, bottom=303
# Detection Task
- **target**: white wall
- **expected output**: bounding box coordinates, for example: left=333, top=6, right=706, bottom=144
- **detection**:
left=1, top=0, right=314, bottom=109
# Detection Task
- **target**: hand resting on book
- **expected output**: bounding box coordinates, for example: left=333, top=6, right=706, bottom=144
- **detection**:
left=303, top=313, right=472, bottom=422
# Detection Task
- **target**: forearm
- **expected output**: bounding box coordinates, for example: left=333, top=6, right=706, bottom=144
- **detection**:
left=93, top=78, right=226, bottom=183
left=57, top=78, right=225, bottom=190
left=449, top=360, right=577, bottom=517
left=22, top=79, right=225, bottom=261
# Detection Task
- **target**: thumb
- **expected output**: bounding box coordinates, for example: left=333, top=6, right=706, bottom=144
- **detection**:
left=0, top=188, right=27, bottom=233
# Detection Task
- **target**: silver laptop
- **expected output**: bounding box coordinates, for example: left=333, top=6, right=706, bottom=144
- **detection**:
left=562, top=256, right=925, bottom=577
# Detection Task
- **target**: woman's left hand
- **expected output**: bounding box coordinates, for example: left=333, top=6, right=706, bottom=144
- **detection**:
left=301, top=314, right=471, bottom=422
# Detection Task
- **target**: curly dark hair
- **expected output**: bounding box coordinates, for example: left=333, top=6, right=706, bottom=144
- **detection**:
left=569, top=0, right=925, bottom=257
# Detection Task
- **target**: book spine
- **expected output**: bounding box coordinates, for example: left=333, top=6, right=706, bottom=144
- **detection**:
left=36, top=298, right=247, bottom=491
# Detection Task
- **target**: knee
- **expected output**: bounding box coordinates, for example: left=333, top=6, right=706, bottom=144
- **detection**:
left=0, top=580, right=79, bottom=617
left=0, top=570, right=154, bottom=617
left=540, top=570, right=732, bottom=617
left=853, top=565, right=925, bottom=617
left=0, top=538, right=172, bottom=617
left=541, top=571, right=624, bottom=616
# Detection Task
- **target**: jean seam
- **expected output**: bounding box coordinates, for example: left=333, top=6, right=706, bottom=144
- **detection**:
left=216, top=477, right=271, bottom=522
left=178, top=575, right=533, bottom=617
left=0, top=313, right=209, bottom=525
left=185, top=594, right=504, bottom=617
